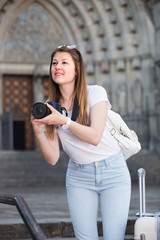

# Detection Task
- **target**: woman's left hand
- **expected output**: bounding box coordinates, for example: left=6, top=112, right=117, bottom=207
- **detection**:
left=33, top=103, right=66, bottom=126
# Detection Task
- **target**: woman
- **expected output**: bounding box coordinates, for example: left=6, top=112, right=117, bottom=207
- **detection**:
left=31, top=45, right=131, bottom=240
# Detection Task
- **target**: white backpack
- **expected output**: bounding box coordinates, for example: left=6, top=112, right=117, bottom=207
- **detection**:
left=106, top=110, right=141, bottom=160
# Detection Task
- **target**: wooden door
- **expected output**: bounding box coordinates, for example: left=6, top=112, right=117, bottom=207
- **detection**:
left=3, top=75, right=34, bottom=150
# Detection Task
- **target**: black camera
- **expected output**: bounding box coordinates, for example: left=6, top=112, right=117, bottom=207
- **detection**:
left=31, top=101, right=67, bottom=119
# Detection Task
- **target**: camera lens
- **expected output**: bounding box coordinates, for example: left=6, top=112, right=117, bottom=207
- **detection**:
left=31, top=102, right=51, bottom=119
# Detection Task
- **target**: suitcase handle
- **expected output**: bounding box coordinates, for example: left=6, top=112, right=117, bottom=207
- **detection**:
left=140, top=233, right=146, bottom=240
left=138, top=168, right=146, bottom=217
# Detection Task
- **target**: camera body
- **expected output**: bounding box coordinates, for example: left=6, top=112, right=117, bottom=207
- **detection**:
left=31, top=101, right=64, bottom=119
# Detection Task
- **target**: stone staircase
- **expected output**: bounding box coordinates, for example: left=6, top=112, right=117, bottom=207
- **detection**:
left=0, top=150, right=68, bottom=188
left=0, top=150, right=159, bottom=240
left=0, top=149, right=159, bottom=188
left=0, top=219, right=135, bottom=240
left=0, top=149, right=160, bottom=188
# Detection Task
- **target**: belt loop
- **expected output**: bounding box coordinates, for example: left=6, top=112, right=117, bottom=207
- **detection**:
left=104, top=159, right=108, bottom=167
left=80, top=164, right=83, bottom=169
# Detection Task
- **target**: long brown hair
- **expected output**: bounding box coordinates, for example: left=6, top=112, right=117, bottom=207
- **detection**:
left=45, top=45, right=88, bottom=139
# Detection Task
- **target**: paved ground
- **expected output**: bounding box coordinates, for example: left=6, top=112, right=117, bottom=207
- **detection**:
left=0, top=184, right=159, bottom=225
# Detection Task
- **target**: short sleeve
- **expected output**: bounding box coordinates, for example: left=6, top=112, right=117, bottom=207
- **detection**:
left=88, top=85, right=111, bottom=109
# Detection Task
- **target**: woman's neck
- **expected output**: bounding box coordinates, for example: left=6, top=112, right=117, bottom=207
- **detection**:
left=59, top=84, right=75, bottom=111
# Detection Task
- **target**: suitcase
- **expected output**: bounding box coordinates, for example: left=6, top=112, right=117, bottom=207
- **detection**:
left=134, top=168, right=160, bottom=240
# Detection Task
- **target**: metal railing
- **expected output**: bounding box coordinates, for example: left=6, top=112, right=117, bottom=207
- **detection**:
left=0, top=194, right=46, bottom=240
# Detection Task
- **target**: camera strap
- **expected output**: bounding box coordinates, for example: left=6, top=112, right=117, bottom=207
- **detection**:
left=71, top=97, right=79, bottom=121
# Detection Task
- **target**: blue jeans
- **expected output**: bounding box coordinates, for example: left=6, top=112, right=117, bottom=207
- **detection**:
left=66, top=152, right=131, bottom=240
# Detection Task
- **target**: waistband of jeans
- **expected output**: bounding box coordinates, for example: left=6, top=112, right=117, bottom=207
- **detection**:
left=69, top=151, right=124, bottom=168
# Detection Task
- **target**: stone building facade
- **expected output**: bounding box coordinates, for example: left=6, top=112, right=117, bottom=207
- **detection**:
left=0, top=0, right=159, bottom=152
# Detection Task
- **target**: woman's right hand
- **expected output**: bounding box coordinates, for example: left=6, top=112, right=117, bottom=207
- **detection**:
left=31, top=115, right=45, bottom=136
left=31, top=114, right=60, bottom=165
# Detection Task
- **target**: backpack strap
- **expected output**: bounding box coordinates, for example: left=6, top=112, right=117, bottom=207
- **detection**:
left=106, top=118, right=131, bottom=149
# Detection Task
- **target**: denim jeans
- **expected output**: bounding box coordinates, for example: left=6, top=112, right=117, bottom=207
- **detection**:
left=66, top=151, right=131, bottom=240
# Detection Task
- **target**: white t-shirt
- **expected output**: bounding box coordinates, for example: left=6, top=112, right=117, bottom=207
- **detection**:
left=56, top=85, right=121, bottom=164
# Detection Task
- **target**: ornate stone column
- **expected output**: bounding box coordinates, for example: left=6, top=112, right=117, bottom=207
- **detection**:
left=153, top=0, right=160, bottom=152
left=0, top=74, right=2, bottom=150
left=33, top=77, right=44, bottom=103
left=32, top=69, right=44, bottom=150
left=0, top=74, right=2, bottom=115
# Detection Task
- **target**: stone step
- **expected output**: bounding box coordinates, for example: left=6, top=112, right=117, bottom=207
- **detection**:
left=0, top=219, right=135, bottom=240
left=0, top=150, right=68, bottom=187
left=0, top=150, right=159, bottom=188
left=15, top=237, right=134, bottom=240
left=48, top=238, right=134, bottom=240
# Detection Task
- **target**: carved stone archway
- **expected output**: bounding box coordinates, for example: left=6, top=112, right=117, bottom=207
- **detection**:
left=0, top=0, right=158, bottom=150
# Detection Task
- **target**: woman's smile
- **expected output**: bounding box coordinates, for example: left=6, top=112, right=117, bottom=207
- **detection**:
left=55, top=72, right=63, bottom=76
